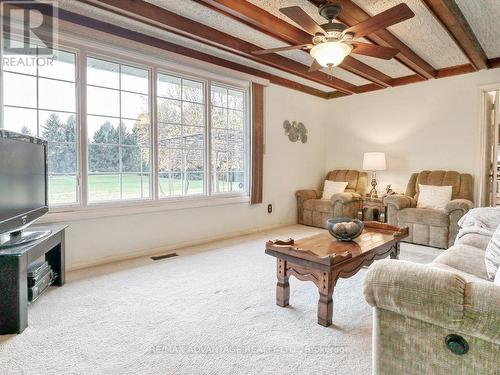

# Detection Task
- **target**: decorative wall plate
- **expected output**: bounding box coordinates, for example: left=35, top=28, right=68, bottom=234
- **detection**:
left=283, top=120, right=307, bottom=143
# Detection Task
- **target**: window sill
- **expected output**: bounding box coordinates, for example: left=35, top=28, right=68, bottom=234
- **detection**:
left=39, top=195, right=250, bottom=223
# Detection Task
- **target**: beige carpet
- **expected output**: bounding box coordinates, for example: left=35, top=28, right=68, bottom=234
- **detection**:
left=0, top=225, right=442, bottom=375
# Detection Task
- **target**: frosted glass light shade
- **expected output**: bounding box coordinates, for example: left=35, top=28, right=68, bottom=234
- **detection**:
left=310, top=42, right=352, bottom=67
left=363, top=152, right=386, bottom=171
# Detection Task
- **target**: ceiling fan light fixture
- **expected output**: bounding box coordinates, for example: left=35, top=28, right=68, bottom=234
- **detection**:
left=310, top=42, right=352, bottom=67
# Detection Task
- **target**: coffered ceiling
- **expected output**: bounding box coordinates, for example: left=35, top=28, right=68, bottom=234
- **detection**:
left=55, top=0, right=500, bottom=99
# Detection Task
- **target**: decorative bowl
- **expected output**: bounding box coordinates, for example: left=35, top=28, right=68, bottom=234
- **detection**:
left=327, top=218, right=364, bottom=241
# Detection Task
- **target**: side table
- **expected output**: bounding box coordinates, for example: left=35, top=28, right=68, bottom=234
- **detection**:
left=361, top=197, right=387, bottom=222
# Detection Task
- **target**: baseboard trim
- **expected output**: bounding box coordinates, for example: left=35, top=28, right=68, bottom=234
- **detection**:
left=67, top=222, right=291, bottom=272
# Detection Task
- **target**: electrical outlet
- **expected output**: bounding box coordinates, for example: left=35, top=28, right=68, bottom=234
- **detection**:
left=268, top=204, right=273, bottom=213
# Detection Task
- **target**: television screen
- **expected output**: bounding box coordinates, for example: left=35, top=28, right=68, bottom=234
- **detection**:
left=0, top=131, right=48, bottom=235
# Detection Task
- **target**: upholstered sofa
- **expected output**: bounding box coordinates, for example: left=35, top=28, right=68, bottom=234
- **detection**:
left=384, top=170, right=474, bottom=248
left=296, top=169, right=367, bottom=228
left=363, top=210, right=500, bottom=375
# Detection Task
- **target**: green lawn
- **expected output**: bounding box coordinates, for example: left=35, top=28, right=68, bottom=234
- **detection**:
left=48, top=174, right=240, bottom=205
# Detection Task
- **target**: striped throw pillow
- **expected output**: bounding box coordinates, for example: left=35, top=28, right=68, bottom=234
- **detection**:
left=485, top=224, right=500, bottom=280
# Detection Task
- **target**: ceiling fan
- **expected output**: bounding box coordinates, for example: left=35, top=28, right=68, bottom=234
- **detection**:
left=253, top=2, right=415, bottom=73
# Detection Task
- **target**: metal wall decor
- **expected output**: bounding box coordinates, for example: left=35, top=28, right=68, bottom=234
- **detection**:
left=283, top=120, right=307, bottom=143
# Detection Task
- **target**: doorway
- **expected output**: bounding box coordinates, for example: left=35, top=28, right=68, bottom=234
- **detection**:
left=481, top=89, right=500, bottom=206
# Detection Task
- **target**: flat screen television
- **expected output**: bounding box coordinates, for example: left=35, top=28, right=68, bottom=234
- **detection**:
left=0, top=130, right=50, bottom=247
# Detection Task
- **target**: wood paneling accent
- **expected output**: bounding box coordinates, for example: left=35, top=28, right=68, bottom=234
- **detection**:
left=354, top=83, right=384, bottom=94
left=357, top=62, right=479, bottom=92
left=80, top=0, right=356, bottom=94
left=308, top=0, right=436, bottom=79
left=194, top=0, right=393, bottom=87
left=435, top=63, right=475, bottom=78
left=489, top=57, right=500, bottom=69
left=422, top=0, right=488, bottom=71
left=251, top=83, right=264, bottom=205
left=6, top=1, right=330, bottom=98
left=392, top=75, right=426, bottom=87
left=326, top=91, right=351, bottom=99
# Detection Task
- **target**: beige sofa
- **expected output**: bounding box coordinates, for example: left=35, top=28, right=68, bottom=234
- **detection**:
left=296, top=169, right=367, bottom=228
left=364, top=217, right=500, bottom=375
left=384, top=170, right=474, bottom=248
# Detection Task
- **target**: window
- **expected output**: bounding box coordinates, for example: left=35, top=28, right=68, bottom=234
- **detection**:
left=210, top=84, right=247, bottom=194
left=86, top=57, right=151, bottom=203
left=2, top=45, right=78, bottom=206
left=157, top=73, right=205, bottom=197
left=1, top=38, right=250, bottom=212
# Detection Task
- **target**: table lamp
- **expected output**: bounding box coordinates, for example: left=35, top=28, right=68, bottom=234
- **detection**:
left=363, top=152, right=386, bottom=198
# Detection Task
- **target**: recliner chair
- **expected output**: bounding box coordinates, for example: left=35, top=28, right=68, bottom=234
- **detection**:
left=384, top=170, right=474, bottom=248
left=296, top=169, right=368, bottom=229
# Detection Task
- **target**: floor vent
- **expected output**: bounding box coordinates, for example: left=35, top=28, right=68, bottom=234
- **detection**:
left=150, top=253, right=179, bottom=261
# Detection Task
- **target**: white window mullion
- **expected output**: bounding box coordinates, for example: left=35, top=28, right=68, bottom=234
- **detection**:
left=151, top=66, right=159, bottom=201
left=206, top=80, right=212, bottom=197
left=78, top=48, right=88, bottom=207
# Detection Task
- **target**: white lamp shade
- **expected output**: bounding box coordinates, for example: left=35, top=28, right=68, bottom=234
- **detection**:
left=310, top=42, right=352, bottom=67
left=363, top=152, right=386, bottom=171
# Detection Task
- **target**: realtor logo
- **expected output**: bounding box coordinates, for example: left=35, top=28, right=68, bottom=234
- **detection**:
left=1, top=0, right=58, bottom=56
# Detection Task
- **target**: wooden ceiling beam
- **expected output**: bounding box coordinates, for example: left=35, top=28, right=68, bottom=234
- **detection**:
left=79, top=0, right=356, bottom=94
left=422, top=0, right=488, bottom=70
left=7, top=2, right=331, bottom=99
left=195, top=0, right=393, bottom=88
left=308, top=0, right=437, bottom=79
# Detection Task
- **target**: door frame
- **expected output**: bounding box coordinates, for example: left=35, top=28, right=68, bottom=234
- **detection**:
left=478, top=83, right=500, bottom=206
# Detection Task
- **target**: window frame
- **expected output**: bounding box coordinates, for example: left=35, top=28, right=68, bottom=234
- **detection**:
left=208, top=81, right=250, bottom=197
left=1, top=33, right=252, bottom=217
left=155, top=68, right=209, bottom=200
left=0, top=41, right=82, bottom=208
left=84, top=51, right=154, bottom=206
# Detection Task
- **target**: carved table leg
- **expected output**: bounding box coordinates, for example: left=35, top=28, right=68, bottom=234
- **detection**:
left=390, top=242, right=400, bottom=259
left=276, top=258, right=289, bottom=307
left=317, top=271, right=334, bottom=327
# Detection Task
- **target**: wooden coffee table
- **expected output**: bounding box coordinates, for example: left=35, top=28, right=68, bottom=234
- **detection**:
left=265, top=222, right=408, bottom=327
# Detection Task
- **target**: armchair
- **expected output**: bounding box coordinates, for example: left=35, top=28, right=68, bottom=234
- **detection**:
left=296, top=169, right=367, bottom=229
left=384, top=171, right=474, bottom=248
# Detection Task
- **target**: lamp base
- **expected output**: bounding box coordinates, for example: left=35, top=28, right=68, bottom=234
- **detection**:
left=367, top=172, right=378, bottom=198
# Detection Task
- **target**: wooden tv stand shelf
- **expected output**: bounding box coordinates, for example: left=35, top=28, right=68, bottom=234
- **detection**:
left=0, top=224, right=66, bottom=334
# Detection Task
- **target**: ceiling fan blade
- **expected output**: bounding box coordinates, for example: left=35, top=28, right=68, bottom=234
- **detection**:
left=344, top=3, right=415, bottom=38
left=309, top=59, right=323, bottom=72
left=350, top=42, right=399, bottom=60
left=279, top=6, right=326, bottom=36
left=252, top=44, right=313, bottom=55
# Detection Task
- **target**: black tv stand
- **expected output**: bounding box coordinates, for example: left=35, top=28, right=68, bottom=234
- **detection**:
left=0, top=229, right=52, bottom=248
left=0, top=224, right=66, bottom=334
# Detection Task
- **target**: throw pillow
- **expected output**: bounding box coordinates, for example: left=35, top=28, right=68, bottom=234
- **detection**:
left=321, top=181, right=348, bottom=200
left=485, top=224, right=500, bottom=280
left=417, top=184, right=452, bottom=211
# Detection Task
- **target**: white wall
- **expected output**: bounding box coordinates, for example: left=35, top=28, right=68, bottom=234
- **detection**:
left=58, top=84, right=328, bottom=268
left=325, top=69, right=500, bottom=196
left=53, top=68, right=500, bottom=269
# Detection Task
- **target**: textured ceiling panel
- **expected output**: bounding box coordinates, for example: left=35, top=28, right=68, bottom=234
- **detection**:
left=147, top=0, right=289, bottom=51
left=455, top=0, right=500, bottom=59
left=57, top=0, right=335, bottom=92
left=148, top=0, right=374, bottom=85
left=352, top=0, right=468, bottom=68
left=248, top=0, right=330, bottom=30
